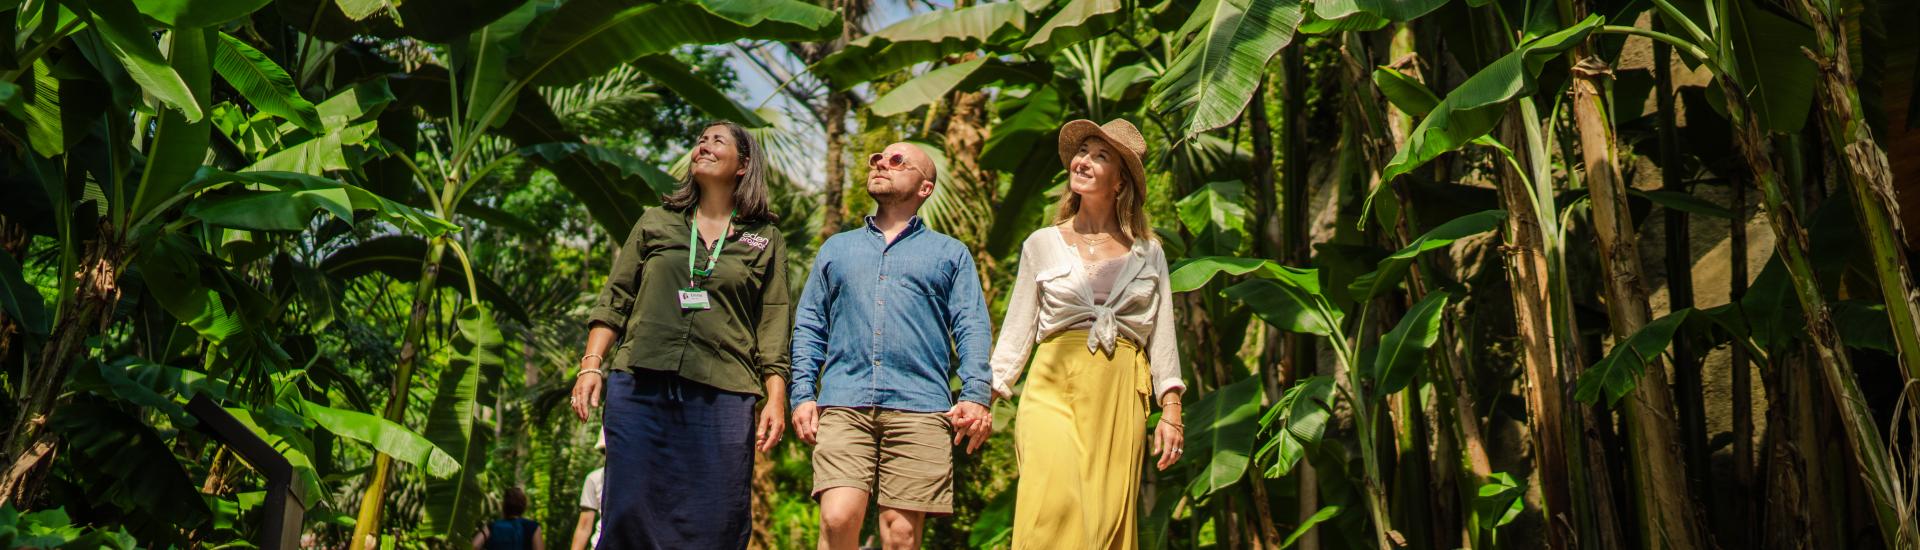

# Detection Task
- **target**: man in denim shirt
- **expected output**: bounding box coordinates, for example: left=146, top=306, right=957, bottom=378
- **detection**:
left=790, top=142, right=994, bottom=550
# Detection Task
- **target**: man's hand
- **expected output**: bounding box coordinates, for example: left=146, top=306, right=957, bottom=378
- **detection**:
left=792, top=401, right=821, bottom=445
left=945, top=401, right=992, bottom=454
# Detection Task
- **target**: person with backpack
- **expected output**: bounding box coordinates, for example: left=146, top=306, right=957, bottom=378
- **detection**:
left=472, top=487, right=544, bottom=550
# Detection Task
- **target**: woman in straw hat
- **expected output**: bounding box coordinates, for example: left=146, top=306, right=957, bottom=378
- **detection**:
left=988, top=118, right=1187, bottom=548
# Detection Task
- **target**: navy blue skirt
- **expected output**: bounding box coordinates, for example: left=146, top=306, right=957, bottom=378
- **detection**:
left=601, top=369, right=756, bottom=550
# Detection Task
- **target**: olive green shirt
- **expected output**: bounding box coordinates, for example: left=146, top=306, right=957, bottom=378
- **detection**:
left=587, top=207, right=792, bottom=397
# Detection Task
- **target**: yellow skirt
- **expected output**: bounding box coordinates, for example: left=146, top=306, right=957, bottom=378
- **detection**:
left=1012, top=330, right=1151, bottom=550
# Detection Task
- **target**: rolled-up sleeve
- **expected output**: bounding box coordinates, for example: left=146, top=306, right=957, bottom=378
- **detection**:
left=588, top=218, right=648, bottom=333
left=755, top=235, right=793, bottom=382
left=947, top=244, right=995, bottom=407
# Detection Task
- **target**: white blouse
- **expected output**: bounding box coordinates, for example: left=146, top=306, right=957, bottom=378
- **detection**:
left=989, top=225, right=1186, bottom=404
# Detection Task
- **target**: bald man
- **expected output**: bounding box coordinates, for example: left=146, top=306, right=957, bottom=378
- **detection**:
left=788, top=142, right=995, bottom=550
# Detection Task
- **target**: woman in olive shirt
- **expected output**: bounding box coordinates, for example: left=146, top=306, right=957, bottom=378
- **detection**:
left=570, top=121, right=791, bottom=549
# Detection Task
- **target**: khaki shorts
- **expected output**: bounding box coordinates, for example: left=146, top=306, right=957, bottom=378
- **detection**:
left=811, top=407, right=955, bottom=514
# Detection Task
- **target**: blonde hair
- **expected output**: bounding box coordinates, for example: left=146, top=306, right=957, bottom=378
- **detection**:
left=1053, top=137, right=1154, bottom=242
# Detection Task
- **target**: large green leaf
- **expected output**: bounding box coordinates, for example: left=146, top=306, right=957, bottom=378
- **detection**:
left=871, top=58, right=1048, bottom=117
left=1313, top=0, right=1449, bottom=22
left=424, top=306, right=505, bottom=541
left=1347, top=210, right=1505, bottom=300
left=1474, top=472, right=1526, bottom=530
left=812, top=2, right=1028, bottom=90
left=1723, top=0, right=1816, bottom=133
left=457, top=0, right=537, bottom=131
left=303, top=400, right=460, bottom=477
left=0, top=249, right=47, bottom=335
left=1282, top=506, right=1344, bottom=548
left=1381, top=15, right=1602, bottom=183
left=1025, top=0, right=1127, bottom=58
left=512, top=0, right=839, bottom=86
left=390, top=0, right=527, bottom=43
left=184, top=170, right=458, bottom=237
left=1168, top=256, right=1292, bottom=292
left=630, top=54, right=766, bottom=127
left=21, top=59, right=69, bottom=157
left=1175, top=181, right=1251, bottom=256
left=1373, top=66, right=1440, bottom=117
left=1370, top=290, right=1450, bottom=395
left=1149, top=0, right=1304, bottom=140
left=49, top=399, right=211, bottom=531
left=1257, top=375, right=1335, bottom=478
left=980, top=85, right=1065, bottom=171
left=80, top=0, right=203, bottom=120
left=1184, top=376, right=1265, bottom=499
left=128, top=27, right=213, bottom=230
left=1225, top=277, right=1341, bottom=336
left=1575, top=308, right=1693, bottom=405
left=984, top=131, right=1063, bottom=258
left=131, top=0, right=269, bottom=28
left=518, top=141, right=673, bottom=235
left=239, top=121, right=375, bottom=174
left=138, top=234, right=250, bottom=344
left=318, top=235, right=531, bottom=324
left=213, top=32, right=321, bottom=131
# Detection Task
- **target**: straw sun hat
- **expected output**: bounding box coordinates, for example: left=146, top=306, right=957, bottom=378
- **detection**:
left=1057, top=118, right=1148, bottom=191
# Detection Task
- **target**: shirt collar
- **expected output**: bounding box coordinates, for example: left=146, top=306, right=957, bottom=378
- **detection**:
left=863, top=215, right=925, bottom=239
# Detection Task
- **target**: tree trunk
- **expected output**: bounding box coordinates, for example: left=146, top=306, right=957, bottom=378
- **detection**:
left=1, top=234, right=123, bottom=506
left=1795, top=0, right=1920, bottom=383
left=1717, top=72, right=1912, bottom=547
left=1493, top=105, right=1574, bottom=549
left=1278, top=45, right=1323, bottom=550
left=817, top=92, right=852, bottom=240
left=808, top=0, right=868, bottom=241
left=350, top=239, right=449, bottom=548
left=1566, top=41, right=1708, bottom=548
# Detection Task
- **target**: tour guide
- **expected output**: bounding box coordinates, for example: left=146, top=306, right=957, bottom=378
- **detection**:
left=570, top=121, right=791, bottom=549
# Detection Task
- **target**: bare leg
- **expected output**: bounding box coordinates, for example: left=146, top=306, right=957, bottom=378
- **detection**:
left=818, top=487, right=870, bottom=550
left=876, top=507, right=926, bottom=550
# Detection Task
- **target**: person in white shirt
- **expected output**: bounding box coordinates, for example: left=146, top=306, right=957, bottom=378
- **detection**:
left=989, top=118, right=1188, bottom=549
left=570, top=432, right=606, bottom=550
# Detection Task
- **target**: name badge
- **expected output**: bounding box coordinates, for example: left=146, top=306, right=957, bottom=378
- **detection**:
left=678, top=288, right=711, bottom=310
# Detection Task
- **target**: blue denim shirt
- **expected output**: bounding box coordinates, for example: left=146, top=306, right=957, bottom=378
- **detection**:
left=788, top=216, right=994, bottom=412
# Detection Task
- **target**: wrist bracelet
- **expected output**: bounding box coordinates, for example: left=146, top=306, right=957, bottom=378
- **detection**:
left=582, top=353, right=604, bottom=363
left=1159, top=417, right=1184, bottom=430
left=576, top=367, right=605, bottom=379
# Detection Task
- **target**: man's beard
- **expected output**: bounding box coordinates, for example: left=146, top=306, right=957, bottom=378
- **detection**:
left=866, top=180, right=909, bottom=204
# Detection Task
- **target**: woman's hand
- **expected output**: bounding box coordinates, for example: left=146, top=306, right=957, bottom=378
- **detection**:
left=570, top=360, right=604, bottom=421
left=757, top=375, right=787, bottom=452
left=1152, top=398, right=1185, bottom=471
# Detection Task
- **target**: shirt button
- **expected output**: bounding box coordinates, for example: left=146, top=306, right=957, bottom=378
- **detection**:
left=873, top=330, right=881, bottom=336
left=872, top=359, right=881, bottom=366
left=879, top=275, right=886, bottom=281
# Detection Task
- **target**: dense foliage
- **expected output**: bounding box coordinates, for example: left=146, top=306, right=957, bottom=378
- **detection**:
left=1, top=0, right=1917, bottom=549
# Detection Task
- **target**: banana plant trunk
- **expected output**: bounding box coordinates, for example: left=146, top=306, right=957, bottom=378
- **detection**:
left=1794, top=0, right=1920, bottom=382
left=1715, top=73, right=1912, bottom=547
left=1492, top=105, right=1575, bottom=549
left=1, top=237, right=124, bottom=505
left=1561, top=10, right=1708, bottom=546
left=350, top=239, right=450, bottom=547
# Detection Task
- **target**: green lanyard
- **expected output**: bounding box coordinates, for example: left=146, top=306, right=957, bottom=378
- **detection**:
left=687, top=210, right=734, bottom=286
